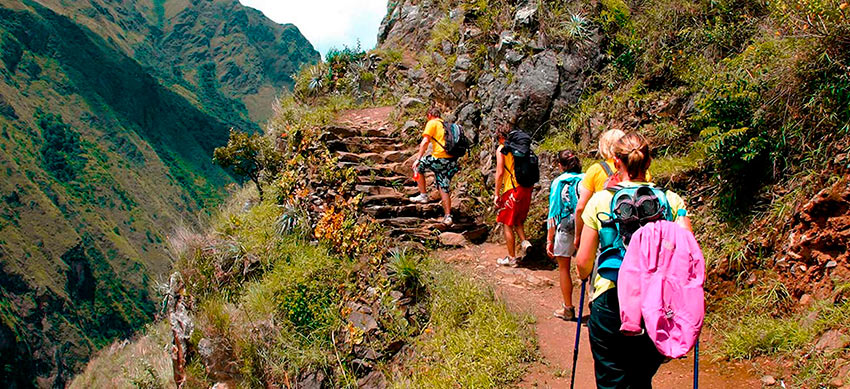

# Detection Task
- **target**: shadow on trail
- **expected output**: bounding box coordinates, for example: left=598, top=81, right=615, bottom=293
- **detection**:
left=516, top=246, right=558, bottom=271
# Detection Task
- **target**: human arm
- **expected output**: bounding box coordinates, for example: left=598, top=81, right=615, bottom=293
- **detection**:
left=546, top=225, right=556, bottom=258
left=575, top=224, right=599, bottom=280
left=494, top=147, right=504, bottom=206
left=574, top=185, right=593, bottom=247
left=413, top=136, right=430, bottom=169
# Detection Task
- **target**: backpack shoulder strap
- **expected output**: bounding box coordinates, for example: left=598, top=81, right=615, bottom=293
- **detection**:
left=600, top=160, right=615, bottom=177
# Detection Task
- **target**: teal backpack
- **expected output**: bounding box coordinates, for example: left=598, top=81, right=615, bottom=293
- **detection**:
left=595, top=184, right=674, bottom=282
left=558, top=173, right=585, bottom=225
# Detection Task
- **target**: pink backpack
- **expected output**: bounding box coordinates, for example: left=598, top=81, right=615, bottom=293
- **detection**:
left=617, top=220, right=705, bottom=359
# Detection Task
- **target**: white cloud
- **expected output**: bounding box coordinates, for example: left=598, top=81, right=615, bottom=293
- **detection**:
left=238, top=0, right=388, bottom=58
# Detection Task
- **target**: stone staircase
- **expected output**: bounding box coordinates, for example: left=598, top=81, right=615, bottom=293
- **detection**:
left=323, top=107, right=488, bottom=244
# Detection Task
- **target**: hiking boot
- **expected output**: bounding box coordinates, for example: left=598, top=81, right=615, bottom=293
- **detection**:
left=497, top=256, right=517, bottom=267
left=409, top=193, right=428, bottom=204
left=518, top=240, right=532, bottom=258
left=554, top=305, right=576, bottom=321
left=442, top=214, right=453, bottom=226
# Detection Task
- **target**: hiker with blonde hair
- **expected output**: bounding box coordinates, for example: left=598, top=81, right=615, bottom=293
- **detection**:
left=573, top=132, right=692, bottom=388
left=574, top=129, right=651, bottom=247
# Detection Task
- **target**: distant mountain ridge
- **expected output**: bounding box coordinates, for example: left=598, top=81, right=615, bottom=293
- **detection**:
left=0, top=0, right=317, bottom=386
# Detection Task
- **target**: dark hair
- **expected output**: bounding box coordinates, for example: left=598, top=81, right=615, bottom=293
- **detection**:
left=427, top=106, right=441, bottom=118
left=613, top=132, right=651, bottom=179
left=558, top=150, right=581, bottom=173
left=496, top=122, right=512, bottom=139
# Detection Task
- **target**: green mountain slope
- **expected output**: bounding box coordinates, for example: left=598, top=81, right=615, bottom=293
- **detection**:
left=0, top=0, right=318, bottom=387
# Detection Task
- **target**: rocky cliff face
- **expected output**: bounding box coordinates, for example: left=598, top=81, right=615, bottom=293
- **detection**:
left=0, top=0, right=317, bottom=386
left=378, top=0, right=604, bottom=164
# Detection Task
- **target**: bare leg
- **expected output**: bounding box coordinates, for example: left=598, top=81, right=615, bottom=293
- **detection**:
left=440, top=190, right=451, bottom=216
left=503, top=224, right=516, bottom=258
left=516, top=223, right=527, bottom=242
left=416, top=170, right=426, bottom=194
left=556, top=256, right=574, bottom=307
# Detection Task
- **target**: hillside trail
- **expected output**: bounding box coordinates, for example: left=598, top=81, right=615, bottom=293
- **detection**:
left=331, top=107, right=759, bottom=388
left=328, top=106, right=487, bottom=241
left=436, top=243, right=761, bottom=388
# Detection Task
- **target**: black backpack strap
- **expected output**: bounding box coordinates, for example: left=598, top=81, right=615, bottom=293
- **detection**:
left=600, top=160, right=615, bottom=177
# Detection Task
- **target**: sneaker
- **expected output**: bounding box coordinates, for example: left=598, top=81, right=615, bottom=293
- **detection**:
left=518, top=240, right=532, bottom=258
left=409, top=193, right=428, bottom=204
left=442, top=214, right=453, bottom=226
left=554, top=305, right=576, bottom=321
left=497, top=256, right=517, bottom=267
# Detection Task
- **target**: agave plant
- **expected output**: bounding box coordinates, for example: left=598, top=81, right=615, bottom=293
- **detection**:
left=307, top=64, right=326, bottom=94
left=561, top=13, right=592, bottom=41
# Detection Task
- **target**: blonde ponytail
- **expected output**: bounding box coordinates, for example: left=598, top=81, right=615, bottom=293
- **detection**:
left=613, top=133, right=651, bottom=179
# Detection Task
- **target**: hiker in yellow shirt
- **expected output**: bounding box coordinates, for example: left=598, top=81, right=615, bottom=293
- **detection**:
left=410, top=106, right=459, bottom=226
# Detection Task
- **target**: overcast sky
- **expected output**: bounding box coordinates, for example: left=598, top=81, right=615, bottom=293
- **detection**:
left=239, top=0, right=388, bottom=58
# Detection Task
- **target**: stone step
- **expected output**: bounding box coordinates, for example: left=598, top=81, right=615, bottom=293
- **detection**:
left=355, top=185, right=418, bottom=197
left=321, top=126, right=390, bottom=140
left=364, top=203, right=443, bottom=218
left=362, top=194, right=407, bottom=206
left=327, top=137, right=404, bottom=153
left=341, top=162, right=411, bottom=178
left=336, top=150, right=413, bottom=164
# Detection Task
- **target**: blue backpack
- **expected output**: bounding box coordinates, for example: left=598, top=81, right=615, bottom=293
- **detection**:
left=595, top=184, right=674, bottom=282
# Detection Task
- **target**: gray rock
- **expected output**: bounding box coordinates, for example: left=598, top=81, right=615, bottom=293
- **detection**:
left=761, top=375, right=776, bottom=386
left=505, top=49, right=525, bottom=65
left=433, top=52, right=446, bottom=66
left=827, top=260, right=839, bottom=269
left=402, top=120, right=420, bottom=134
left=498, top=30, right=520, bottom=51
left=357, top=370, right=387, bottom=389
left=439, top=231, right=470, bottom=246
left=441, top=40, right=454, bottom=55
left=497, top=51, right=559, bottom=131
left=455, top=54, right=473, bottom=71
left=407, top=68, right=426, bottom=81
left=349, top=311, right=379, bottom=333
left=514, top=1, right=539, bottom=29
left=400, top=96, right=425, bottom=110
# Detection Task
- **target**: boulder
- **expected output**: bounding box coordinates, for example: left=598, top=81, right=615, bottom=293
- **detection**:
left=402, top=120, right=420, bottom=134
left=407, top=68, right=426, bottom=82
left=498, top=30, right=520, bottom=51
left=348, top=311, right=379, bottom=333
left=505, top=49, right=525, bottom=65
left=514, top=1, right=539, bottom=30
left=816, top=330, right=849, bottom=352
left=439, top=232, right=470, bottom=247
left=297, top=369, right=327, bottom=389
left=502, top=50, right=560, bottom=132
left=399, top=96, right=425, bottom=110
left=357, top=370, right=387, bottom=389
left=454, top=54, right=473, bottom=71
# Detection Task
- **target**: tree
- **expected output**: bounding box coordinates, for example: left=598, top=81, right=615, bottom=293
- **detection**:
left=213, top=129, right=284, bottom=200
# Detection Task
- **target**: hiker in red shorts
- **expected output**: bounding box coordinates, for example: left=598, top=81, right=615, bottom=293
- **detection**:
left=494, top=123, right=533, bottom=267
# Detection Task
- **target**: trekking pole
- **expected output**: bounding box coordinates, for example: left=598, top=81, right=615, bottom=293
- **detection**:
left=570, top=279, right=588, bottom=389
left=693, top=339, right=700, bottom=389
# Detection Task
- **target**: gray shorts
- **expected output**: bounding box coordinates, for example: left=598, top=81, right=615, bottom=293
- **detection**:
left=553, top=217, right=576, bottom=257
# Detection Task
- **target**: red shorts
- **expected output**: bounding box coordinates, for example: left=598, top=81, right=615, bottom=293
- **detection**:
left=497, top=187, right=532, bottom=226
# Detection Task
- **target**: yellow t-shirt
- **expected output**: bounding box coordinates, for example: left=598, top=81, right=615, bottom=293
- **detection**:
left=423, top=119, right=450, bottom=159
left=498, top=144, right=517, bottom=193
left=581, top=159, right=652, bottom=193
left=581, top=182, right=687, bottom=300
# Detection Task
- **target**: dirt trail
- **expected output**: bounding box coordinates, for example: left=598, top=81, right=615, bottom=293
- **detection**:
left=437, top=243, right=760, bottom=389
